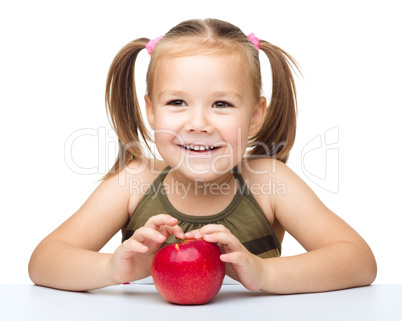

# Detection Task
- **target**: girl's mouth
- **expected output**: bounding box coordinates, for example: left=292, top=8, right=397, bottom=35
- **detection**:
left=179, top=144, right=221, bottom=152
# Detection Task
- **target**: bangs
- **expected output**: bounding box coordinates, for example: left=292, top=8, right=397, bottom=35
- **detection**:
left=147, top=37, right=260, bottom=100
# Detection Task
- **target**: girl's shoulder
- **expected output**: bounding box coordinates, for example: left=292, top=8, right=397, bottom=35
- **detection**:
left=122, top=158, right=168, bottom=215
left=239, top=157, right=328, bottom=221
left=238, top=157, right=301, bottom=222
left=239, top=157, right=292, bottom=184
left=122, top=157, right=168, bottom=180
left=239, top=157, right=306, bottom=198
left=105, top=157, right=166, bottom=184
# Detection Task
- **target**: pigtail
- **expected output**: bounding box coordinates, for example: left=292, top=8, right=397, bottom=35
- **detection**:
left=103, top=38, right=150, bottom=180
left=250, top=40, right=300, bottom=164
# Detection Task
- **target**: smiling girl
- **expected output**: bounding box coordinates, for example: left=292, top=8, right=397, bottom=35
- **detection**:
left=29, top=19, right=376, bottom=293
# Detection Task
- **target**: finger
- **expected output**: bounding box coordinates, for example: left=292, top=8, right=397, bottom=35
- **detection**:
left=171, top=225, right=185, bottom=239
left=184, top=229, right=200, bottom=239
left=220, top=251, right=245, bottom=265
left=144, top=214, right=178, bottom=230
left=160, top=224, right=185, bottom=240
left=196, top=224, right=229, bottom=238
left=203, top=232, right=241, bottom=251
left=133, top=227, right=166, bottom=244
left=121, top=238, right=149, bottom=254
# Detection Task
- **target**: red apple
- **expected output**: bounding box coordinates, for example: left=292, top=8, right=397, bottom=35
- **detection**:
left=151, top=239, right=225, bottom=305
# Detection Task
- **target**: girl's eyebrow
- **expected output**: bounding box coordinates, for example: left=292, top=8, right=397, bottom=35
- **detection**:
left=212, top=90, right=242, bottom=100
left=158, top=89, right=187, bottom=100
left=158, top=89, right=242, bottom=100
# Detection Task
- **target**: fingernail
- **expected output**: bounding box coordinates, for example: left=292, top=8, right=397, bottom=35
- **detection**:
left=195, top=232, right=201, bottom=239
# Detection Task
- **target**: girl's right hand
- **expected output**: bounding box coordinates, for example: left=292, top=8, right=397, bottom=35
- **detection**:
left=108, top=214, right=184, bottom=284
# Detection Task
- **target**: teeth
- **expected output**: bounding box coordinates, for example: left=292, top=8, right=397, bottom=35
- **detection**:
left=181, top=145, right=216, bottom=151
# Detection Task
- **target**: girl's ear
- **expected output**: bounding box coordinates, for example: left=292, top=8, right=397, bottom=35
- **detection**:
left=145, top=94, right=155, bottom=129
left=249, top=97, right=267, bottom=136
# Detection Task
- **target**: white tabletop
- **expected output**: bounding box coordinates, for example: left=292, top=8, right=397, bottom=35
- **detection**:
left=1, top=280, right=401, bottom=321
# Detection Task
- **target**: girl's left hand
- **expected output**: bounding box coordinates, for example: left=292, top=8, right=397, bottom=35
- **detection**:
left=185, top=224, right=267, bottom=291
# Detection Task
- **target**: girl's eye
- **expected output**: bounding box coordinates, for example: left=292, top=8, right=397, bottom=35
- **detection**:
left=167, top=100, right=187, bottom=107
left=213, top=101, right=232, bottom=108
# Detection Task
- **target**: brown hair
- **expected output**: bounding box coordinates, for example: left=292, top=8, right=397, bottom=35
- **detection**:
left=104, top=19, right=299, bottom=179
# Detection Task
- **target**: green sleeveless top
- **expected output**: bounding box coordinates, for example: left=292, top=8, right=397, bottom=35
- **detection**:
left=122, top=167, right=281, bottom=258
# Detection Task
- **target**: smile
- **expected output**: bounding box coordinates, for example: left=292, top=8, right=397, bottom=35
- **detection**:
left=179, top=144, right=220, bottom=151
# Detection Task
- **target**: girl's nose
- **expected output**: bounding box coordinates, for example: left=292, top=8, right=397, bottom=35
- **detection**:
left=185, top=108, right=212, bottom=133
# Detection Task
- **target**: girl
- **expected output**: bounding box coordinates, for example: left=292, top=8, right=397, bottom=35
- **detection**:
left=28, top=18, right=376, bottom=293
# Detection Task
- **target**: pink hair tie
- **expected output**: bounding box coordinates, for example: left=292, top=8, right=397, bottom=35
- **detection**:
left=146, top=35, right=163, bottom=55
left=247, top=33, right=259, bottom=49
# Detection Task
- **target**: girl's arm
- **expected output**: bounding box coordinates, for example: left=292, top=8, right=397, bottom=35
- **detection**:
left=28, top=168, right=130, bottom=290
left=189, top=159, right=377, bottom=294
left=261, top=160, right=377, bottom=293
left=28, top=162, right=183, bottom=291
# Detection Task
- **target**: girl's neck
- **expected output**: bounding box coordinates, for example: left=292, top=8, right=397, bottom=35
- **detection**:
left=163, top=169, right=239, bottom=216
left=166, top=169, right=234, bottom=191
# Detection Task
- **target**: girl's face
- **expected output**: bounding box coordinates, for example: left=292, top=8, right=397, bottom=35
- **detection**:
left=146, top=54, right=266, bottom=182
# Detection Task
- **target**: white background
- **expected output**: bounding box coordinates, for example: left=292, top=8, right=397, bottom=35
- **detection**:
left=1, top=0, right=401, bottom=285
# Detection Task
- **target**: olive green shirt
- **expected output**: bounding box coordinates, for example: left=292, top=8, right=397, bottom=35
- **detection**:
left=123, top=167, right=281, bottom=258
